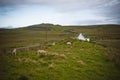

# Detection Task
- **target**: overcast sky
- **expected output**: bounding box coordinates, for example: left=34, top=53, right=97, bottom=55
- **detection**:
left=0, top=0, right=120, bottom=28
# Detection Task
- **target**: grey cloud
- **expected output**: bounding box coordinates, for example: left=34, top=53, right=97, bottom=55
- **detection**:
left=99, top=2, right=120, bottom=22
left=0, top=0, right=120, bottom=25
left=26, top=0, right=119, bottom=12
left=0, top=0, right=119, bottom=14
left=77, top=20, right=104, bottom=25
left=0, top=0, right=119, bottom=10
left=0, top=0, right=26, bottom=6
left=0, top=6, right=16, bottom=15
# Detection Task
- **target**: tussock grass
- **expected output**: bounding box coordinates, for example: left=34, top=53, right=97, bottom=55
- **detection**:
left=0, top=25, right=120, bottom=80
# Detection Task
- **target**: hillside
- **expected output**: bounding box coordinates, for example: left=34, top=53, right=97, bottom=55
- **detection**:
left=0, top=24, right=120, bottom=80
left=0, top=39, right=120, bottom=80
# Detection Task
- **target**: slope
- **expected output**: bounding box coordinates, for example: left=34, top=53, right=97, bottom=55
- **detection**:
left=0, top=38, right=120, bottom=80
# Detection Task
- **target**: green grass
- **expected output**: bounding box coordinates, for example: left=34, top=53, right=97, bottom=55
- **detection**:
left=0, top=24, right=120, bottom=80
left=0, top=39, right=120, bottom=80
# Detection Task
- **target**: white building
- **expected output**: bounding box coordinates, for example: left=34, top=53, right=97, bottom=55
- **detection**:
left=77, top=33, right=90, bottom=42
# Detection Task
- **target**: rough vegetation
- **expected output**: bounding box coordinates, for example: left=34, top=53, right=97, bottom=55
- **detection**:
left=0, top=24, right=120, bottom=80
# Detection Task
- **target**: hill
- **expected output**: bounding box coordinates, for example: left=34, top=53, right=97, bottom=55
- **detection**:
left=0, top=24, right=120, bottom=50
left=0, top=24, right=120, bottom=80
left=0, top=38, right=120, bottom=80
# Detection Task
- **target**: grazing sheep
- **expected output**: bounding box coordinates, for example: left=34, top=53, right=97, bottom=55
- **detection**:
left=52, top=42, right=56, bottom=46
left=12, top=48, right=17, bottom=56
left=37, top=50, right=46, bottom=55
left=66, top=42, right=72, bottom=45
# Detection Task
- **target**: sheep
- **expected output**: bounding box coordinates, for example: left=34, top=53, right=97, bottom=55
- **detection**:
left=11, top=48, right=17, bottom=56
left=37, top=50, right=46, bottom=55
left=66, top=42, right=72, bottom=45
left=52, top=42, right=56, bottom=46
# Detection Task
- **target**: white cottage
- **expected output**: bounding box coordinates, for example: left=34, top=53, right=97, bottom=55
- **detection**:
left=77, top=33, right=90, bottom=42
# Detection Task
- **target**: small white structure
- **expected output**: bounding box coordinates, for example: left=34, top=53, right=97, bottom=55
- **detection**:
left=77, top=33, right=90, bottom=42
left=86, top=38, right=90, bottom=42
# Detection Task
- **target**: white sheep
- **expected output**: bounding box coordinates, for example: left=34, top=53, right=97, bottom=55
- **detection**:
left=37, top=50, right=46, bottom=55
left=66, top=42, right=72, bottom=45
left=12, top=48, right=17, bottom=56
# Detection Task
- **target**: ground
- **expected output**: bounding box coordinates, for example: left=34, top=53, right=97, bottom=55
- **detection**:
left=0, top=24, right=120, bottom=80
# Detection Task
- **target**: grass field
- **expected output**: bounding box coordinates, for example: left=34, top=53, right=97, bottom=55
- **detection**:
left=0, top=24, right=120, bottom=80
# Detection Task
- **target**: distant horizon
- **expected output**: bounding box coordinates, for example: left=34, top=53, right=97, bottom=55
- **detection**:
left=1, top=18, right=120, bottom=28
left=0, top=23, right=120, bottom=29
left=0, top=0, right=120, bottom=28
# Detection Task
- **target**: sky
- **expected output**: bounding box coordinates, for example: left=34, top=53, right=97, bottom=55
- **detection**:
left=0, top=0, right=120, bottom=28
